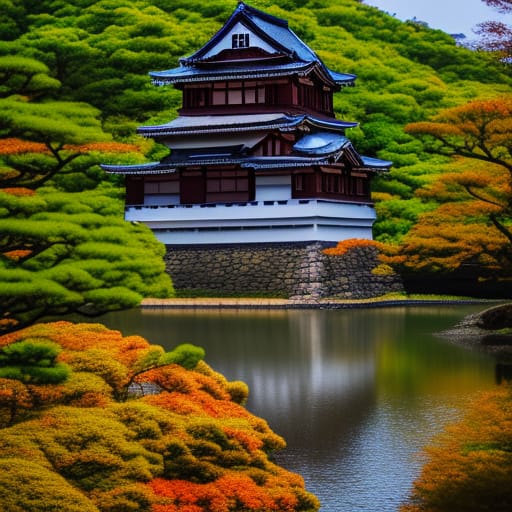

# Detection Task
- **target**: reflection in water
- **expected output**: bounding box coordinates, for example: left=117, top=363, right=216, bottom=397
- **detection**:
left=94, top=306, right=497, bottom=512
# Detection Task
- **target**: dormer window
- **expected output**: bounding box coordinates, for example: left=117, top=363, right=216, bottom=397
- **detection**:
left=232, top=33, right=249, bottom=49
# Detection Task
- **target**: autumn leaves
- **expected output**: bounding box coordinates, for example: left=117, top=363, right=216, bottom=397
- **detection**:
left=0, top=322, right=320, bottom=512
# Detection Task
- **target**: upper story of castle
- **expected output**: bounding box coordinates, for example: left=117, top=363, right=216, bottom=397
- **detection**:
left=149, top=1, right=356, bottom=118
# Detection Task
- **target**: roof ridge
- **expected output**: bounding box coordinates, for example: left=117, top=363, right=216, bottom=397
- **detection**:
left=236, top=1, right=289, bottom=29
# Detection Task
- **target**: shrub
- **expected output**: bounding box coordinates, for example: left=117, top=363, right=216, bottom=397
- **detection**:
left=323, top=238, right=383, bottom=256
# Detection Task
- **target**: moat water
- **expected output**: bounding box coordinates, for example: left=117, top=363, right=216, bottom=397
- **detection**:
left=93, top=305, right=498, bottom=511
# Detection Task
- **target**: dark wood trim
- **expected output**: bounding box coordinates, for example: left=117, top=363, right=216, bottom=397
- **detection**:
left=125, top=176, right=144, bottom=205
left=180, top=170, right=206, bottom=204
left=291, top=168, right=371, bottom=202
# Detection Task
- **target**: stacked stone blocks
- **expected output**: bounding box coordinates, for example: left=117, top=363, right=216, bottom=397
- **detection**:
left=165, top=243, right=403, bottom=300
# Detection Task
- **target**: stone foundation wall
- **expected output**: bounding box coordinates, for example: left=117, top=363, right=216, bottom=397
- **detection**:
left=321, top=246, right=403, bottom=299
left=164, top=242, right=403, bottom=299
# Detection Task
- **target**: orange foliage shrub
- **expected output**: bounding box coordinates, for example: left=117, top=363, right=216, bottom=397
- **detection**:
left=150, top=473, right=296, bottom=512
left=403, top=97, right=512, bottom=276
left=0, top=322, right=319, bottom=512
left=323, top=238, right=383, bottom=256
left=401, top=385, right=512, bottom=512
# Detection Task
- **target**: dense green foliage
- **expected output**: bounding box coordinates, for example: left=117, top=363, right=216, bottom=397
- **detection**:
left=0, top=185, right=173, bottom=332
left=0, top=10, right=175, bottom=332
left=3, top=0, right=510, bottom=140
left=0, top=337, right=70, bottom=384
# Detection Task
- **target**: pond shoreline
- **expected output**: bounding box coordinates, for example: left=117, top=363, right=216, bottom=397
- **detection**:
left=141, top=297, right=499, bottom=310
left=437, top=303, right=512, bottom=360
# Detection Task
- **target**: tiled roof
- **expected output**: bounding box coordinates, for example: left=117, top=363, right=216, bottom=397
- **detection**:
left=360, top=156, right=393, bottom=169
left=102, top=152, right=390, bottom=175
left=182, top=2, right=317, bottom=65
left=293, top=132, right=351, bottom=156
left=102, top=129, right=391, bottom=175
left=150, top=61, right=355, bottom=86
left=137, top=113, right=358, bottom=137
left=101, top=156, right=331, bottom=175
left=100, top=162, right=177, bottom=175
left=149, top=2, right=356, bottom=87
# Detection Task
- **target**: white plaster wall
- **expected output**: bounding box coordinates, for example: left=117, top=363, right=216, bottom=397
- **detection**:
left=144, top=194, right=180, bottom=206
left=255, top=175, right=292, bottom=201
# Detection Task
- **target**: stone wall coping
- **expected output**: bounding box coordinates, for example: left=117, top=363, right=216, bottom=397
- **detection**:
left=141, top=297, right=495, bottom=309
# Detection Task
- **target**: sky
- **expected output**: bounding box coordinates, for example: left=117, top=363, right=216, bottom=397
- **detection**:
left=364, top=0, right=512, bottom=38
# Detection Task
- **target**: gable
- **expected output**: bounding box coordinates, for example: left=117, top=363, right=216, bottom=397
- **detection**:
left=201, top=21, right=278, bottom=59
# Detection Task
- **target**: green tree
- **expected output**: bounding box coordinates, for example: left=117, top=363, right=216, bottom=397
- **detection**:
left=0, top=47, right=173, bottom=332
left=0, top=52, right=145, bottom=190
left=0, top=337, right=70, bottom=425
left=0, top=338, right=70, bottom=384
left=0, top=55, right=60, bottom=99
left=0, top=98, right=114, bottom=189
left=0, top=186, right=174, bottom=334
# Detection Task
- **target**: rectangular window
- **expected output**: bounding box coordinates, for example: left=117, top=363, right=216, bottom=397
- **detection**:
left=206, top=179, right=221, bottom=193
left=144, top=182, right=159, bottom=194
left=228, top=89, right=242, bottom=104
left=205, top=170, right=251, bottom=202
left=212, top=90, right=226, bottom=105
left=208, top=80, right=268, bottom=107
left=232, top=33, right=249, bottom=49
left=257, top=86, right=265, bottom=103
left=223, top=179, right=237, bottom=192
left=245, top=88, right=256, bottom=103
left=160, top=181, right=179, bottom=194
left=144, top=181, right=179, bottom=194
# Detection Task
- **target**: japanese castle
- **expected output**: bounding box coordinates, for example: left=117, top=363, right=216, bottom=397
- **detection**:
left=103, top=1, right=391, bottom=245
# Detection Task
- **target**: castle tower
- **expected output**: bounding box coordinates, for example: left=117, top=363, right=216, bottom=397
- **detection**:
left=103, top=2, right=391, bottom=246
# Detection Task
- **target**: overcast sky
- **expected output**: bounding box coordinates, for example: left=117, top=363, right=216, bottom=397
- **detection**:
left=364, top=0, right=511, bottom=38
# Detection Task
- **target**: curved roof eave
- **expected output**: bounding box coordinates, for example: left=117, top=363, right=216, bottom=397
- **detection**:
left=135, top=113, right=358, bottom=138
left=149, top=61, right=316, bottom=85
left=293, top=132, right=351, bottom=156
left=360, top=156, right=393, bottom=171
left=100, top=156, right=333, bottom=175
left=100, top=162, right=178, bottom=175
left=303, top=115, right=358, bottom=131
left=329, top=70, right=357, bottom=86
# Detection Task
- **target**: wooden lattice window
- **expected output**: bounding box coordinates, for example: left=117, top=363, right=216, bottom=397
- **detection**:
left=232, top=33, right=250, bottom=49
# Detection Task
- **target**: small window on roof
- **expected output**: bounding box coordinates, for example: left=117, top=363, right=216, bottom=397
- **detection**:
left=232, top=33, right=249, bottom=49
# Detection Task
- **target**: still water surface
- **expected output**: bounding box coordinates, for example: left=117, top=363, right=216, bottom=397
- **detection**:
left=94, top=305, right=497, bottom=512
